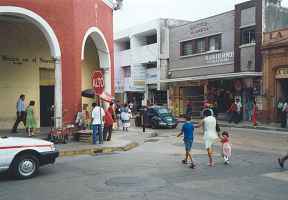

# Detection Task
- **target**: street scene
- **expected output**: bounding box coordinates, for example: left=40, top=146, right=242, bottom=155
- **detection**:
left=1, top=126, right=288, bottom=200
left=0, top=0, right=288, bottom=199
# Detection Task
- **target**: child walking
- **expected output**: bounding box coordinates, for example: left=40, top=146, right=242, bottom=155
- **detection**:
left=177, top=116, right=195, bottom=169
left=220, top=131, right=232, bottom=164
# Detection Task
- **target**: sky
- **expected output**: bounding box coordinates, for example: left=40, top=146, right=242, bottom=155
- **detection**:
left=113, top=0, right=288, bottom=32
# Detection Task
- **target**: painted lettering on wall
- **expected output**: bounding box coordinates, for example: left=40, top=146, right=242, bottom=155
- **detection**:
left=190, top=22, right=209, bottom=35
left=1, top=55, right=55, bottom=65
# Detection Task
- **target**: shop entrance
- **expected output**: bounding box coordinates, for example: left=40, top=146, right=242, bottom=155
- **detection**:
left=40, top=86, right=54, bottom=127
left=277, top=79, right=288, bottom=100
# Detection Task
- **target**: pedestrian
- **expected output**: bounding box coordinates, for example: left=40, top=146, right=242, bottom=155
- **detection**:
left=280, top=99, right=288, bottom=128
left=108, top=102, right=116, bottom=122
left=235, top=98, right=242, bottom=123
left=252, top=98, right=257, bottom=127
left=11, top=94, right=27, bottom=133
left=91, top=101, right=105, bottom=145
left=197, top=109, right=219, bottom=167
left=103, top=109, right=114, bottom=141
left=26, top=101, right=37, bottom=137
left=227, top=101, right=237, bottom=124
left=245, top=99, right=253, bottom=121
left=278, top=153, right=288, bottom=169
left=186, top=101, right=193, bottom=118
left=177, top=115, right=196, bottom=169
left=115, top=102, right=122, bottom=130
left=220, top=131, right=232, bottom=164
left=121, top=104, right=131, bottom=132
left=142, top=106, right=149, bottom=132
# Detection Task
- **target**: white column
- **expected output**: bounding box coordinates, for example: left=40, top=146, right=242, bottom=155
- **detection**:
left=54, top=57, right=62, bottom=128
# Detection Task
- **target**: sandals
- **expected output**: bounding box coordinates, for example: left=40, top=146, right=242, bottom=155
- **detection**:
left=182, top=160, right=187, bottom=164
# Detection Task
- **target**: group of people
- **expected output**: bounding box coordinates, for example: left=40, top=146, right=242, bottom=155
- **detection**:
left=178, top=109, right=231, bottom=168
left=277, top=98, right=288, bottom=128
left=11, top=94, right=37, bottom=137
left=90, top=101, right=134, bottom=145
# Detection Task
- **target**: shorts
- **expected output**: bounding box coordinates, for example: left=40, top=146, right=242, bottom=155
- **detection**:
left=184, top=140, right=193, bottom=152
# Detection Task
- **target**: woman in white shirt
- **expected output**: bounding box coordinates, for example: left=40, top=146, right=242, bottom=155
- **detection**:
left=197, top=109, right=219, bottom=167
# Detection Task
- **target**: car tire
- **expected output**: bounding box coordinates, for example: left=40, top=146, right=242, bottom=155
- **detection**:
left=10, top=154, right=39, bottom=179
left=151, top=121, right=158, bottom=129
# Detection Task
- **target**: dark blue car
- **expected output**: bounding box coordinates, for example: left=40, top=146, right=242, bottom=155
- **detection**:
left=146, top=106, right=178, bottom=129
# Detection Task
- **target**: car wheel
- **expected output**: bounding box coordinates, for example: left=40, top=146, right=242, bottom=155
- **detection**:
left=151, top=121, right=158, bottom=129
left=11, top=154, right=39, bottom=179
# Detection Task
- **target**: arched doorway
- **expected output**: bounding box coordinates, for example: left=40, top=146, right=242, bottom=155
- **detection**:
left=0, top=6, right=62, bottom=129
left=81, top=27, right=111, bottom=108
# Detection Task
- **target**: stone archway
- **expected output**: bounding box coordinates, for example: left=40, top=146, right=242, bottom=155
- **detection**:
left=81, top=27, right=111, bottom=95
left=0, top=6, right=62, bottom=127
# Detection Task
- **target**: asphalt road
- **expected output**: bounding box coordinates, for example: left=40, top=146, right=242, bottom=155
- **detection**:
left=1, top=127, right=288, bottom=200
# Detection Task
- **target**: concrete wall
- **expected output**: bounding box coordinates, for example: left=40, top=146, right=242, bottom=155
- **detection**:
left=0, top=20, right=53, bottom=129
left=169, top=11, right=235, bottom=79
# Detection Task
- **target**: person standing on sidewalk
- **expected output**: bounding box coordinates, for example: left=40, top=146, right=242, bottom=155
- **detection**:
left=280, top=99, right=288, bottom=128
left=103, top=109, right=114, bottom=141
left=252, top=98, right=257, bottom=127
left=91, top=101, right=105, bottom=145
left=11, top=94, right=26, bottom=133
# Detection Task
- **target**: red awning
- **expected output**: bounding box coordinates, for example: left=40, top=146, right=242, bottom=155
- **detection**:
left=99, top=92, right=113, bottom=103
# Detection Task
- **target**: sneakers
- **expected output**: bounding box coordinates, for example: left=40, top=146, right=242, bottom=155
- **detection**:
left=278, top=158, right=284, bottom=169
left=190, top=162, right=196, bottom=169
left=182, top=159, right=187, bottom=164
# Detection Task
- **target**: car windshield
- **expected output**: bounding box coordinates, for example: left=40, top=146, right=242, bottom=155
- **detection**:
left=157, top=108, right=171, bottom=115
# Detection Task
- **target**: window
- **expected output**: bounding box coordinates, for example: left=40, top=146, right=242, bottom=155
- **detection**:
left=208, top=34, right=221, bottom=51
left=145, top=34, right=157, bottom=45
left=181, top=40, right=193, bottom=56
left=195, top=38, right=205, bottom=53
left=123, top=66, right=131, bottom=78
left=240, top=27, right=256, bottom=45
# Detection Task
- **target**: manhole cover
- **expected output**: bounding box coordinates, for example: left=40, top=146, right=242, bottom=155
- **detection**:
left=106, top=176, right=166, bottom=188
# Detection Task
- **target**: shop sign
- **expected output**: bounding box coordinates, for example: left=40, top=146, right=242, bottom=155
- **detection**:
left=190, top=22, right=209, bottom=35
left=275, top=68, right=288, bottom=79
left=205, top=51, right=234, bottom=64
left=92, top=70, right=104, bottom=95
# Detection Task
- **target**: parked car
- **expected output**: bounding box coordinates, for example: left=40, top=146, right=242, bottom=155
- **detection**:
left=146, top=106, right=178, bottom=129
left=0, top=136, right=59, bottom=179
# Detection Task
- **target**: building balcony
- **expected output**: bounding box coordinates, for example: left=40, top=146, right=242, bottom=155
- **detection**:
left=132, top=43, right=158, bottom=64
left=117, top=49, right=132, bottom=67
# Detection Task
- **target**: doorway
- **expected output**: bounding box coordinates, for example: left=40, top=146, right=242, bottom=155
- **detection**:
left=40, top=86, right=54, bottom=127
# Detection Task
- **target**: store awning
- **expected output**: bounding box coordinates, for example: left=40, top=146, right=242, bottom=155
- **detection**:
left=81, top=89, right=114, bottom=103
left=160, top=72, right=263, bottom=83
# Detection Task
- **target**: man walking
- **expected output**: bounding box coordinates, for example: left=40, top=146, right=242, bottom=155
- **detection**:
left=11, top=94, right=26, bottom=133
left=91, top=101, right=105, bottom=145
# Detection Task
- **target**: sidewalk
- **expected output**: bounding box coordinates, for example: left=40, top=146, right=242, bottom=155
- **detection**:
left=0, top=129, right=139, bottom=157
left=177, top=118, right=288, bottom=132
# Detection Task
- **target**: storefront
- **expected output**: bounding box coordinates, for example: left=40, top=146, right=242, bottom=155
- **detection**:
left=262, top=28, right=288, bottom=122
left=0, top=1, right=114, bottom=129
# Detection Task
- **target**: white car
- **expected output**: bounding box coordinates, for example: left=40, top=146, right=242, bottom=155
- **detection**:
left=0, top=136, right=59, bottom=179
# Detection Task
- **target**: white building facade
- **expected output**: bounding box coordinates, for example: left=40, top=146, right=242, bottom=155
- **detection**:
left=114, top=18, right=188, bottom=107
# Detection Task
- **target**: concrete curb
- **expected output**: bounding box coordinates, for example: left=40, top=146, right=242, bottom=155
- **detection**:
left=59, top=142, right=139, bottom=157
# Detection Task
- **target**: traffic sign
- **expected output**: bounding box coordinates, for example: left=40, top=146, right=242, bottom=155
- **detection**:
left=92, top=70, right=104, bottom=95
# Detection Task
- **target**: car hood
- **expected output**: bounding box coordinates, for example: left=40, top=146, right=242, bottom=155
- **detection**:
left=0, top=137, right=53, bottom=146
left=160, top=115, right=176, bottom=123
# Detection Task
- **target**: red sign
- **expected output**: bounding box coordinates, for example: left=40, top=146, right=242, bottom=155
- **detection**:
left=92, top=70, right=104, bottom=95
